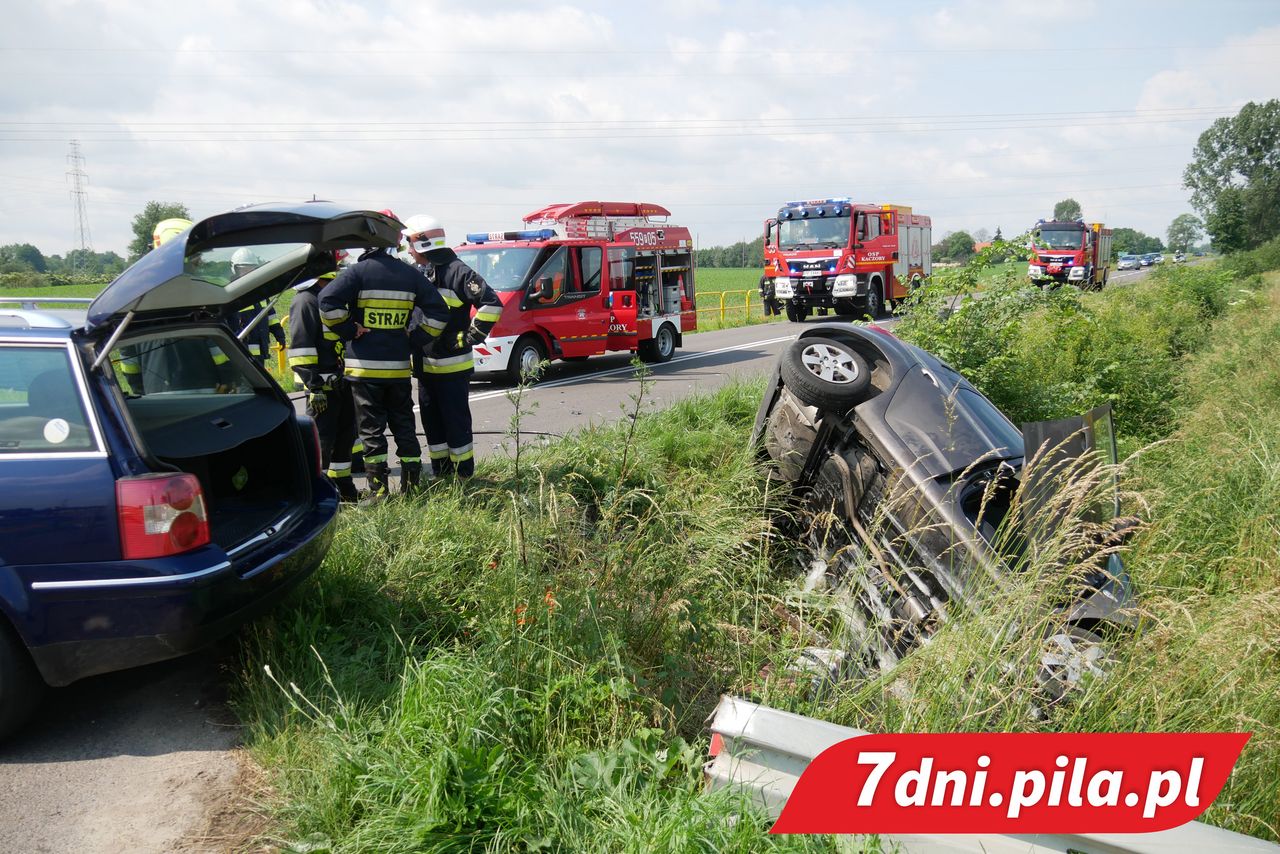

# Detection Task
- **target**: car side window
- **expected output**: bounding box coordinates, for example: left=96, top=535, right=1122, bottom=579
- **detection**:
left=578, top=247, right=603, bottom=295
left=0, top=345, right=97, bottom=453
left=526, top=246, right=571, bottom=306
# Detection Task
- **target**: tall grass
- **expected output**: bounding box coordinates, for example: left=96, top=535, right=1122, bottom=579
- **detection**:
left=234, top=382, right=846, bottom=852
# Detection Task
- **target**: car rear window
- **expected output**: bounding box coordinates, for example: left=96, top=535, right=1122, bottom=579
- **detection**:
left=0, top=344, right=98, bottom=453
left=111, top=330, right=264, bottom=398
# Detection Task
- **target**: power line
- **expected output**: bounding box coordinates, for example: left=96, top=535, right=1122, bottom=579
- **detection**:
left=64, top=140, right=92, bottom=268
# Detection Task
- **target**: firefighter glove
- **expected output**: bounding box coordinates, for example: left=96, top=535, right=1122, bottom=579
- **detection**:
left=308, top=389, right=329, bottom=414
left=465, top=326, right=487, bottom=346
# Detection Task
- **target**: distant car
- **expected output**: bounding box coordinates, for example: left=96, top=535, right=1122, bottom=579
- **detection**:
left=0, top=202, right=403, bottom=739
left=1154, top=253, right=1165, bottom=264
left=1193, top=250, right=1206, bottom=257
left=1173, top=252, right=1186, bottom=263
left=1141, top=254, right=1156, bottom=267
left=1117, top=255, right=1140, bottom=271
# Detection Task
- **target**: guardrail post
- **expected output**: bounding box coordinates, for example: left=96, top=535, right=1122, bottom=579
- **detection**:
left=719, top=292, right=726, bottom=323
left=744, top=291, right=752, bottom=316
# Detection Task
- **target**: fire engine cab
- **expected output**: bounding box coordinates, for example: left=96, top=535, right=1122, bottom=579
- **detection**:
left=763, top=198, right=932, bottom=322
left=458, top=202, right=697, bottom=382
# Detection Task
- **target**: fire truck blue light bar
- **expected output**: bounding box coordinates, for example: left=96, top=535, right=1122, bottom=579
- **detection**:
left=464, top=229, right=556, bottom=244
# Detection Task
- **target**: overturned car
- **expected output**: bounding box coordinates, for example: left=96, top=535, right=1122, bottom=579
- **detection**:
left=752, top=323, right=1136, bottom=697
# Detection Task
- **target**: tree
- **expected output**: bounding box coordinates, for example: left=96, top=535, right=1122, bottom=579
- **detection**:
left=0, top=243, right=47, bottom=273
left=1111, top=227, right=1164, bottom=255
left=972, top=227, right=992, bottom=243
left=993, top=226, right=1004, bottom=241
left=1203, top=187, right=1249, bottom=254
left=128, top=201, right=191, bottom=260
left=1053, top=198, right=1082, bottom=221
left=933, top=230, right=976, bottom=263
left=1183, top=99, right=1280, bottom=251
left=1166, top=214, right=1203, bottom=252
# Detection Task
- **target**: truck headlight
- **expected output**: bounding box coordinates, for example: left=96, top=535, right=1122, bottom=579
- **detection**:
left=832, top=274, right=858, bottom=297
left=1069, top=266, right=1085, bottom=279
left=1028, top=265, right=1043, bottom=278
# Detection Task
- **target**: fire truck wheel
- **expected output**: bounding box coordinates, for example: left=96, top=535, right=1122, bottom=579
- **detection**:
left=639, top=323, right=677, bottom=363
left=784, top=302, right=804, bottom=323
left=507, top=335, right=548, bottom=384
left=862, top=281, right=884, bottom=319
left=833, top=298, right=857, bottom=317
left=780, top=336, right=872, bottom=412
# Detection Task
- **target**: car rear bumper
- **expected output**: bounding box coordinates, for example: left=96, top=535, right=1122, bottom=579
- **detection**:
left=20, top=496, right=337, bottom=686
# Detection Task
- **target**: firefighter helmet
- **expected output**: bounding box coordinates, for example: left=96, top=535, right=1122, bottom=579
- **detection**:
left=152, top=217, right=193, bottom=248
left=230, top=247, right=264, bottom=280
left=402, top=214, right=447, bottom=253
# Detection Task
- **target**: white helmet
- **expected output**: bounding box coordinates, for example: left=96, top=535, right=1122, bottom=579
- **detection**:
left=402, top=214, right=447, bottom=253
left=230, top=247, right=264, bottom=276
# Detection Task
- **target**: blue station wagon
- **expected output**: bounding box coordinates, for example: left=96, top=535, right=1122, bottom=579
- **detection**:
left=0, top=202, right=402, bottom=738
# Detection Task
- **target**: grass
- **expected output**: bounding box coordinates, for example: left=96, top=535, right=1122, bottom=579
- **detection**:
left=229, top=249, right=1280, bottom=848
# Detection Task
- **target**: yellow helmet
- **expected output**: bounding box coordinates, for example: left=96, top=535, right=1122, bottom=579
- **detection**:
left=152, top=217, right=193, bottom=248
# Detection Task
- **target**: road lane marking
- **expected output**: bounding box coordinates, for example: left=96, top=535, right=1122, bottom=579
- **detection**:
left=466, top=333, right=797, bottom=402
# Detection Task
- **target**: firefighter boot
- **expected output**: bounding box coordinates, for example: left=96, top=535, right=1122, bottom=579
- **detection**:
left=400, top=462, right=422, bottom=495
left=335, top=476, right=360, bottom=504
left=363, top=462, right=391, bottom=502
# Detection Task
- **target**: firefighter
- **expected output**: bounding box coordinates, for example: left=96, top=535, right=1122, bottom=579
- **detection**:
left=288, top=259, right=360, bottom=503
left=319, top=241, right=449, bottom=497
left=759, top=274, right=782, bottom=316
left=118, top=218, right=197, bottom=393
left=229, top=248, right=287, bottom=368
left=402, top=214, right=502, bottom=479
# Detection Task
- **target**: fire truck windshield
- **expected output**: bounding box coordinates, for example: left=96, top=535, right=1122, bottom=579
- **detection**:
left=1034, top=228, right=1085, bottom=250
left=778, top=215, right=850, bottom=249
left=455, top=246, right=542, bottom=292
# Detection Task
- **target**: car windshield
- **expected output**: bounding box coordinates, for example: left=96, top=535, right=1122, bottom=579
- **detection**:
left=1034, top=228, right=1084, bottom=250
left=885, top=367, right=1024, bottom=478
left=455, top=247, right=542, bottom=292
left=778, top=215, right=850, bottom=249
left=182, top=242, right=308, bottom=287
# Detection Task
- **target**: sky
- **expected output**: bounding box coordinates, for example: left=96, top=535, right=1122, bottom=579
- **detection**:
left=1, top=0, right=1278, bottom=257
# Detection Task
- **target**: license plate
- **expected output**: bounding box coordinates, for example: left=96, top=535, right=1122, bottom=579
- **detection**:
left=803, top=270, right=822, bottom=278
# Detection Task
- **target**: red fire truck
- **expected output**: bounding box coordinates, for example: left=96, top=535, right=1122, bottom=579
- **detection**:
left=763, top=198, right=932, bottom=322
left=457, top=202, right=697, bottom=382
left=1027, top=219, right=1113, bottom=289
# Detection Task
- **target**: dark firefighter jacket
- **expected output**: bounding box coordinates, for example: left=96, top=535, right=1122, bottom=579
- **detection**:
left=412, top=247, right=503, bottom=376
left=318, top=250, right=450, bottom=383
left=233, top=302, right=286, bottom=362
left=287, top=278, right=344, bottom=391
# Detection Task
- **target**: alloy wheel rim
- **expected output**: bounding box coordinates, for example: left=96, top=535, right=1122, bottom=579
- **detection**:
left=800, top=343, right=860, bottom=384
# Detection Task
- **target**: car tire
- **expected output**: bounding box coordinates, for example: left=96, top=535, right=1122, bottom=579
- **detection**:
left=780, top=336, right=872, bottom=412
left=639, top=323, right=677, bottom=363
left=784, top=302, right=804, bottom=323
left=862, top=281, right=884, bottom=319
left=1037, top=624, right=1109, bottom=703
left=506, top=335, right=548, bottom=385
left=0, top=622, right=43, bottom=741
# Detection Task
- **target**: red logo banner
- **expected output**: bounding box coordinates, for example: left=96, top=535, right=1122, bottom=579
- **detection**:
left=771, top=732, right=1250, bottom=834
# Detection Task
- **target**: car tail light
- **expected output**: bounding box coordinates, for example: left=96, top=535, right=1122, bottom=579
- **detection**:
left=116, top=473, right=211, bottom=560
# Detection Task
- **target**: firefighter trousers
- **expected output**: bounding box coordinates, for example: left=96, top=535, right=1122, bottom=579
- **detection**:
left=416, top=372, right=474, bottom=478
left=349, top=381, right=421, bottom=470
left=308, top=378, right=357, bottom=482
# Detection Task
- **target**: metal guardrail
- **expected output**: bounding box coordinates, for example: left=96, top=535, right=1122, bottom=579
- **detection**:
left=0, top=296, right=94, bottom=310
left=705, top=696, right=1280, bottom=853
left=693, top=289, right=761, bottom=324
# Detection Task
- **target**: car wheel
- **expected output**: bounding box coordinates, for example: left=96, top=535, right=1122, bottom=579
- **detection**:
left=1037, top=625, right=1109, bottom=702
left=780, top=336, right=873, bottom=412
left=784, top=302, right=803, bottom=323
left=639, top=323, right=676, bottom=363
left=862, top=281, right=884, bottom=319
left=506, top=335, right=548, bottom=384
left=0, top=622, right=43, bottom=741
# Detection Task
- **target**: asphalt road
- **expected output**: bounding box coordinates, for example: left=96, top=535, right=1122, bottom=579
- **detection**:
left=1, top=269, right=1159, bottom=852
